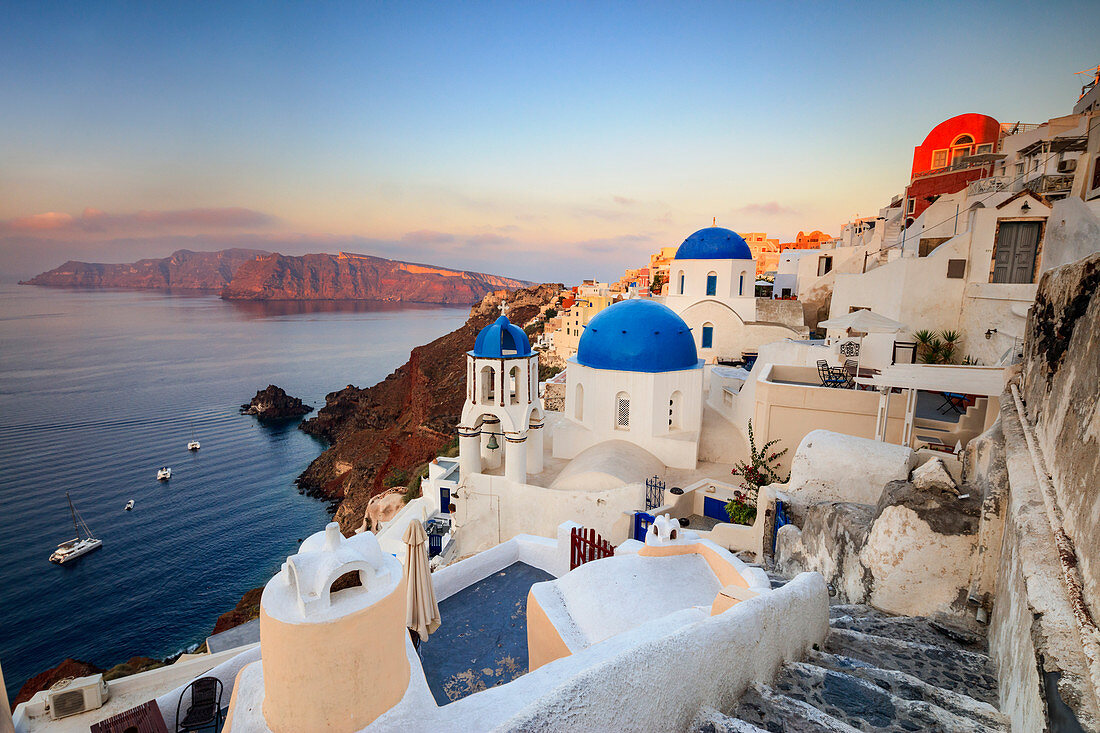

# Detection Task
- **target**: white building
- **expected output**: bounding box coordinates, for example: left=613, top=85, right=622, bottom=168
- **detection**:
left=661, top=227, right=807, bottom=361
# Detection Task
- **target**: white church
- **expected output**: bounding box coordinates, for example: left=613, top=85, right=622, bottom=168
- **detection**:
left=413, top=226, right=806, bottom=558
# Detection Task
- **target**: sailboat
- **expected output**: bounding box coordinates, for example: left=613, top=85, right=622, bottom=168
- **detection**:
left=187, top=424, right=200, bottom=451
left=50, top=493, right=103, bottom=564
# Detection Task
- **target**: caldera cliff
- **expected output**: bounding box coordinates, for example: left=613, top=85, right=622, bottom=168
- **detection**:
left=20, top=248, right=268, bottom=290
left=297, top=282, right=561, bottom=532
left=220, top=251, right=531, bottom=303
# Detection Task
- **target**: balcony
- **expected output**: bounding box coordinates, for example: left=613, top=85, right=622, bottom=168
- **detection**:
left=967, top=177, right=1012, bottom=195
left=1023, top=173, right=1074, bottom=197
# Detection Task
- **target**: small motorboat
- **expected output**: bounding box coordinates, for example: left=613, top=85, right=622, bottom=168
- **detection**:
left=50, top=493, right=103, bottom=564
left=187, top=439, right=201, bottom=451
left=157, top=467, right=172, bottom=480
left=125, top=500, right=135, bottom=511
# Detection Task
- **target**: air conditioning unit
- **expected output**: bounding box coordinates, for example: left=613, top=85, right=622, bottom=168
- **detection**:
left=1057, top=159, right=1077, bottom=173
left=46, top=674, right=109, bottom=720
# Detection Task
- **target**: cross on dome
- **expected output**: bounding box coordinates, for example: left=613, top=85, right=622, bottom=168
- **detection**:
left=499, top=299, right=508, bottom=317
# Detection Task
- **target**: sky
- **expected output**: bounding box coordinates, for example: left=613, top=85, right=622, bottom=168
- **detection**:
left=1, top=1, right=1097, bottom=283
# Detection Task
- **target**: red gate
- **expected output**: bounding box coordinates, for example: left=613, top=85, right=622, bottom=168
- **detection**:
left=570, top=526, right=615, bottom=570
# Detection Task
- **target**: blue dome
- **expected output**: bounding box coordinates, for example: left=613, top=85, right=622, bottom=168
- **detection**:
left=674, top=227, right=752, bottom=260
left=576, top=300, right=700, bottom=373
left=471, top=315, right=532, bottom=358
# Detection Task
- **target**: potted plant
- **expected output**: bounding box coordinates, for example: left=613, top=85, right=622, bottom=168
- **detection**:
left=726, top=421, right=790, bottom=526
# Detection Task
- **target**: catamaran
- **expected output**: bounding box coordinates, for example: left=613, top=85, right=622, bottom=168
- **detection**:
left=187, top=425, right=200, bottom=451
left=157, top=467, right=171, bottom=480
left=50, top=493, right=102, bottom=564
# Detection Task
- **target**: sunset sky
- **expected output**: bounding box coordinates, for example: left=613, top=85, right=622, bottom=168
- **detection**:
left=2, top=1, right=1097, bottom=282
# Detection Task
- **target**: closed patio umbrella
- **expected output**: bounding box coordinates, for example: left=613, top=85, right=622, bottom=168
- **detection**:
left=818, top=309, right=909, bottom=381
left=403, top=521, right=441, bottom=643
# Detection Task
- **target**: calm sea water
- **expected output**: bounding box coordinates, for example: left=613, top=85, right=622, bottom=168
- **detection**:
left=0, top=284, right=468, bottom=699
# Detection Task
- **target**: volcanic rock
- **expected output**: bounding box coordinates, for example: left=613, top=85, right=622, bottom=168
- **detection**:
left=220, top=251, right=531, bottom=304
left=13, top=658, right=103, bottom=708
left=297, top=283, right=561, bottom=532
left=240, top=385, right=313, bottom=420
left=20, top=248, right=268, bottom=290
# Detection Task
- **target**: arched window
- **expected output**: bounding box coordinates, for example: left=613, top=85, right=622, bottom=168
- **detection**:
left=952, top=134, right=974, bottom=145
left=480, top=365, right=495, bottom=402
left=706, top=272, right=717, bottom=296
left=575, top=383, right=584, bottom=420
left=508, top=365, right=521, bottom=405
left=678, top=270, right=685, bottom=295
left=701, top=323, right=714, bottom=349
left=615, top=391, right=630, bottom=430
left=669, top=390, right=683, bottom=430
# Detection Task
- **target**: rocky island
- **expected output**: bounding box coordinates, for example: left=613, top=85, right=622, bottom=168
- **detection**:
left=20, top=248, right=268, bottom=290
left=219, top=251, right=530, bottom=303
left=240, top=385, right=313, bottom=420
left=22, top=249, right=531, bottom=305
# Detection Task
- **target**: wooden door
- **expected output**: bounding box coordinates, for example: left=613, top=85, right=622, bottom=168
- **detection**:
left=992, top=221, right=1040, bottom=283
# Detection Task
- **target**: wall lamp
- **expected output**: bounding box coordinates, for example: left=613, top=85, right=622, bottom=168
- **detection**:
left=985, top=328, right=998, bottom=340
left=1021, top=201, right=1031, bottom=212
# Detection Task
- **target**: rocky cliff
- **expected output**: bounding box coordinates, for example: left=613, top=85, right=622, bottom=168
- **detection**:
left=220, top=251, right=531, bottom=304
left=20, top=248, right=268, bottom=290
left=297, top=282, right=561, bottom=532
left=240, top=385, right=313, bottom=420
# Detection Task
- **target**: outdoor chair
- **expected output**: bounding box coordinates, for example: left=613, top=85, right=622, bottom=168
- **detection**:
left=939, top=392, right=969, bottom=415
left=817, top=360, right=852, bottom=389
left=176, top=676, right=223, bottom=733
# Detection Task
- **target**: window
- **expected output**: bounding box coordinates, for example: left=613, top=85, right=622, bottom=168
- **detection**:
left=976, top=143, right=994, bottom=155
left=479, top=365, right=497, bottom=403
left=706, top=273, right=717, bottom=296
left=508, top=365, right=521, bottom=405
left=574, top=383, right=584, bottom=420
left=738, top=272, right=745, bottom=296
left=991, top=221, right=1042, bottom=284
left=951, top=146, right=971, bottom=164
left=946, top=259, right=966, bottom=279
left=678, top=271, right=685, bottom=295
left=952, top=134, right=974, bottom=146
left=669, top=391, right=683, bottom=430
left=906, top=198, right=915, bottom=214
left=615, top=393, right=630, bottom=429
left=932, top=149, right=949, bottom=168
left=817, top=256, right=833, bottom=276
left=701, top=323, right=714, bottom=349
left=1015, top=162, right=1025, bottom=176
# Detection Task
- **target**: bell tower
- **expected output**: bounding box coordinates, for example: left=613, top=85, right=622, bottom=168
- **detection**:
left=457, top=302, right=542, bottom=483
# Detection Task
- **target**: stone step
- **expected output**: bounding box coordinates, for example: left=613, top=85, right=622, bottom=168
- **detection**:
left=692, top=707, right=771, bottom=733
left=824, top=628, right=999, bottom=705
left=767, top=572, right=789, bottom=589
left=774, top=661, right=999, bottom=733
left=828, top=603, right=891, bottom=620
left=806, top=651, right=1007, bottom=730
left=728, top=683, right=863, bottom=732
left=830, top=614, right=986, bottom=654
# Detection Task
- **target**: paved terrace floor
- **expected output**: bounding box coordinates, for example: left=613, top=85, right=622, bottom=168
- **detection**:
left=419, top=561, right=553, bottom=706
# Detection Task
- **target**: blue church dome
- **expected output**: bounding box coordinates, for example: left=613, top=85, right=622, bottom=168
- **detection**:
left=674, top=227, right=753, bottom=260
left=576, top=300, right=700, bottom=373
left=471, top=315, right=532, bottom=358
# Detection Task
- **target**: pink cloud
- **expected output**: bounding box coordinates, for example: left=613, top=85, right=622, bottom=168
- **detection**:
left=401, top=230, right=455, bottom=244
left=734, top=202, right=797, bottom=217
left=0, top=207, right=277, bottom=236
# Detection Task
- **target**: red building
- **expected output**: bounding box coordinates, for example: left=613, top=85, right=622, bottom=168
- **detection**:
left=905, top=113, right=1001, bottom=222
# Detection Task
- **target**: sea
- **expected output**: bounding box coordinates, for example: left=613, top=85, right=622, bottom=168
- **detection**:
left=0, top=283, right=469, bottom=700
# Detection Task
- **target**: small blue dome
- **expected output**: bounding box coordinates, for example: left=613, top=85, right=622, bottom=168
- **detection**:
left=576, top=300, right=700, bottom=373
left=472, top=315, right=532, bottom=358
left=674, top=227, right=753, bottom=260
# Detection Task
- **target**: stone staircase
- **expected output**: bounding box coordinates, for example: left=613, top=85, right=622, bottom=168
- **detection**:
left=695, top=573, right=1006, bottom=733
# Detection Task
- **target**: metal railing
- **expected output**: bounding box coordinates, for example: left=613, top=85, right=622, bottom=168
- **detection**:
left=1023, top=174, right=1074, bottom=196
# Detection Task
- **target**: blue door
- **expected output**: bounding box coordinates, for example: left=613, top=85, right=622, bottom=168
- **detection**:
left=634, top=511, right=655, bottom=541
left=703, top=496, right=730, bottom=522
left=440, top=486, right=450, bottom=513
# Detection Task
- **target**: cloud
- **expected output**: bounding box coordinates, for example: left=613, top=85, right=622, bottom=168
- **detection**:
left=401, top=229, right=455, bottom=244
left=612, top=196, right=637, bottom=206
left=0, top=207, right=277, bottom=236
left=733, top=201, right=798, bottom=217
left=465, top=233, right=513, bottom=247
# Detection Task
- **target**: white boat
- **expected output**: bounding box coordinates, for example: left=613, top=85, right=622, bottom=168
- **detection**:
left=125, top=500, right=134, bottom=511
left=187, top=439, right=201, bottom=451
left=157, top=467, right=171, bottom=480
left=50, top=493, right=102, bottom=564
